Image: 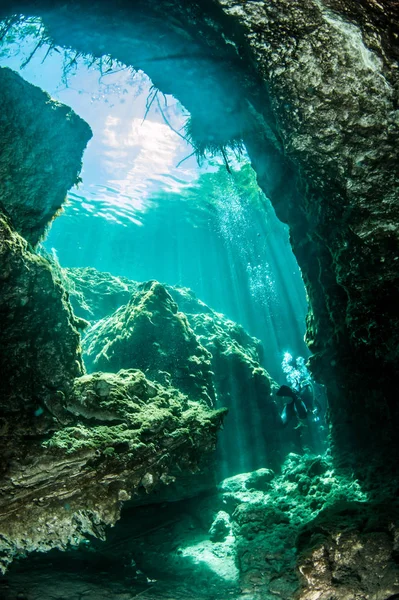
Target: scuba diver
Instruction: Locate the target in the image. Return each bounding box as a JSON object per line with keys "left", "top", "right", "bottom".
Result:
{"left": 277, "top": 384, "right": 308, "bottom": 427}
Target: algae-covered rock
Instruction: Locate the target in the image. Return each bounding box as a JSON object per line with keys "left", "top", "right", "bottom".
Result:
{"left": 0, "top": 67, "right": 92, "bottom": 245}
{"left": 0, "top": 214, "right": 84, "bottom": 431}
{"left": 66, "top": 267, "right": 286, "bottom": 473}
{"left": 2, "top": 448, "right": 393, "bottom": 599}
{"left": 83, "top": 280, "right": 216, "bottom": 406}
{"left": 0, "top": 368, "right": 226, "bottom": 573}
{"left": 218, "top": 0, "right": 399, "bottom": 470}
{"left": 216, "top": 452, "right": 368, "bottom": 598}
{"left": 209, "top": 510, "right": 232, "bottom": 542}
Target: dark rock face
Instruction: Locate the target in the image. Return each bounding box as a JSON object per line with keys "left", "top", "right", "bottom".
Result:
{"left": 0, "top": 213, "right": 84, "bottom": 431}
{"left": 296, "top": 502, "right": 399, "bottom": 599}
{"left": 217, "top": 0, "right": 399, "bottom": 469}
{"left": 0, "top": 67, "right": 92, "bottom": 245}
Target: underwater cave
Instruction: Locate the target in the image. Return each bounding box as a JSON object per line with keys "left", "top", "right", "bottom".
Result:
{"left": 0, "top": 1, "right": 398, "bottom": 599}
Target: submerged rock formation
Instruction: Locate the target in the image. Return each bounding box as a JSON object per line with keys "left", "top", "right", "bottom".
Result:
{"left": 64, "top": 266, "right": 137, "bottom": 322}
{"left": 0, "top": 367, "right": 225, "bottom": 573}
{"left": 219, "top": 0, "right": 399, "bottom": 475}
{"left": 66, "top": 267, "right": 294, "bottom": 474}
{"left": 168, "top": 286, "right": 290, "bottom": 472}
{"left": 0, "top": 67, "right": 92, "bottom": 245}
{"left": 0, "top": 1, "right": 398, "bottom": 596}
{"left": 4, "top": 0, "right": 397, "bottom": 476}
{"left": 0, "top": 249, "right": 226, "bottom": 574}
{"left": 296, "top": 500, "right": 399, "bottom": 599}
{"left": 2, "top": 452, "right": 382, "bottom": 600}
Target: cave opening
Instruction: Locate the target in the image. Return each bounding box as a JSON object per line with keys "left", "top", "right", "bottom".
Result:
{"left": 0, "top": 15, "right": 329, "bottom": 478}
{"left": 1, "top": 2, "right": 399, "bottom": 599}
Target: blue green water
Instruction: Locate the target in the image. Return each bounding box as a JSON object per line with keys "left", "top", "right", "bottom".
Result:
{"left": 0, "top": 25, "right": 332, "bottom": 600}
{"left": 1, "top": 34, "right": 309, "bottom": 383}
{"left": 0, "top": 32, "right": 327, "bottom": 482}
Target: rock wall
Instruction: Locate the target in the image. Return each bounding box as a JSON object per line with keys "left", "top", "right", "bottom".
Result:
{"left": 0, "top": 69, "right": 90, "bottom": 436}
{"left": 0, "top": 200, "right": 84, "bottom": 435}
{"left": 0, "top": 67, "right": 92, "bottom": 245}
{"left": 217, "top": 0, "right": 399, "bottom": 473}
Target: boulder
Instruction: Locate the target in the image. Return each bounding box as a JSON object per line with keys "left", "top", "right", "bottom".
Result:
{"left": 0, "top": 368, "right": 226, "bottom": 573}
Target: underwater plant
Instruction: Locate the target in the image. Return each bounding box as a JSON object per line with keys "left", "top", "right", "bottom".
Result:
{"left": 183, "top": 115, "right": 244, "bottom": 172}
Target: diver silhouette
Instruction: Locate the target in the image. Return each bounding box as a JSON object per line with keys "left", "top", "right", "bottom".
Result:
{"left": 276, "top": 384, "right": 308, "bottom": 427}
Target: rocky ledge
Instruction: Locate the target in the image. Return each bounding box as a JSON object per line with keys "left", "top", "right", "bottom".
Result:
{"left": 0, "top": 367, "right": 226, "bottom": 574}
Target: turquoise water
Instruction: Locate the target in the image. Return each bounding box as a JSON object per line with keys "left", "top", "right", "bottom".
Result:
{"left": 0, "top": 22, "right": 331, "bottom": 600}
{"left": 1, "top": 35, "right": 308, "bottom": 381}
{"left": 1, "top": 32, "right": 325, "bottom": 474}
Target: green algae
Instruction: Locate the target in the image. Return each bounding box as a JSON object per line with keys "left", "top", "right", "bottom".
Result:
{"left": 44, "top": 369, "right": 227, "bottom": 455}
{"left": 83, "top": 281, "right": 216, "bottom": 406}
{"left": 208, "top": 452, "right": 368, "bottom": 597}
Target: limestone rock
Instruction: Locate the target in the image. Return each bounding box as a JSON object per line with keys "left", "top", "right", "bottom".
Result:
{"left": 296, "top": 501, "right": 399, "bottom": 599}
{"left": 2, "top": 0, "right": 399, "bottom": 477}
{"left": 0, "top": 67, "right": 92, "bottom": 245}
{"left": 245, "top": 468, "right": 275, "bottom": 492}
{"left": 64, "top": 266, "right": 137, "bottom": 322}
{"left": 217, "top": 0, "right": 399, "bottom": 468}
{"left": 217, "top": 453, "right": 368, "bottom": 597}
{"left": 0, "top": 368, "right": 226, "bottom": 573}
{"left": 209, "top": 510, "right": 231, "bottom": 542}
{"left": 174, "top": 292, "right": 283, "bottom": 473}
{"left": 66, "top": 268, "right": 286, "bottom": 473}
{"left": 3, "top": 451, "right": 395, "bottom": 599}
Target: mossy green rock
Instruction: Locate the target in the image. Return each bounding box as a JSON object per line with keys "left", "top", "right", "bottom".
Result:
{"left": 64, "top": 266, "right": 137, "bottom": 321}
{"left": 0, "top": 214, "right": 84, "bottom": 433}
{"left": 0, "top": 368, "right": 226, "bottom": 573}
{"left": 66, "top": 267, "right": 286, "bottom": 473}
{"left": 83, "top": 280, "right": 216, "bottom": 406}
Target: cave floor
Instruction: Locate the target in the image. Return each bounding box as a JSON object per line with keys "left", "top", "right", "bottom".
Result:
{"left": 0, "top": 567, "right": 244, "bottom": 600}
{"left": 0, "top": 580, "right": 245, "bottom": 600}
